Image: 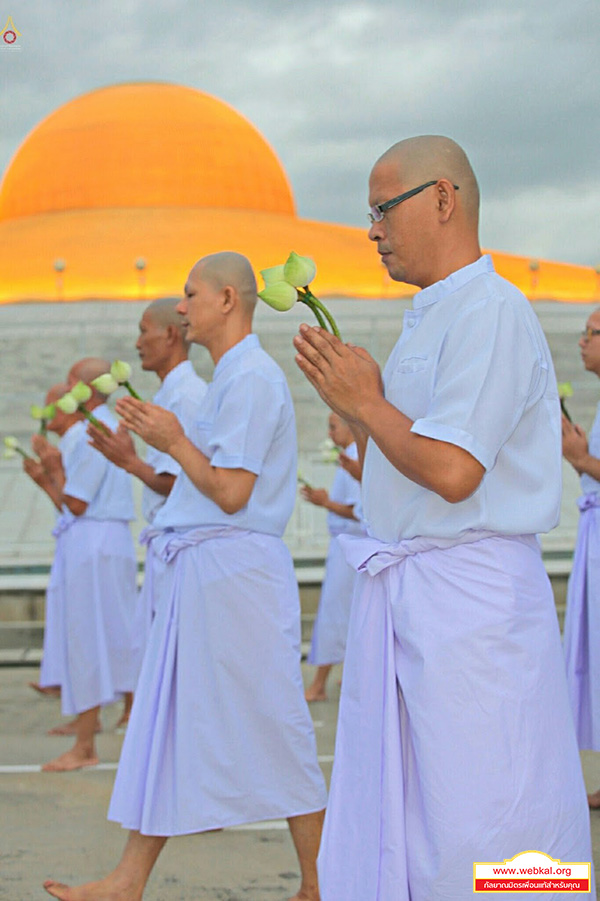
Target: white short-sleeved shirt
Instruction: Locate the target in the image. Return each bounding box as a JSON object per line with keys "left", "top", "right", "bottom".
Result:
{"left": 362, "top": 255, "right": 562, "bottom": 542}
{"left": 143, "top": 360, "right": 208, "bottom": 523}
{"left": 60, "top": 404, "right": 135, "bottom": 521}
{"left": 152, "top": 334, "right": 297, "bottom": 537}
{"left": 327, "top": 443, "right": 365, "bottom": 538}
{"left": 580, "top": 403, "right": 600, "bottom": 496}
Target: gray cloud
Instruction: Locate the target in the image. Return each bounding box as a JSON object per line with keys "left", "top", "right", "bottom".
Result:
{"left": 1, "top": 0, "right": 599, "bottom": 264}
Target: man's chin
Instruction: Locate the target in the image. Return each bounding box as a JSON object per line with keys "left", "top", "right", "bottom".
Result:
{"left": 382, "top": 260, "right": 405, "bottom": 283}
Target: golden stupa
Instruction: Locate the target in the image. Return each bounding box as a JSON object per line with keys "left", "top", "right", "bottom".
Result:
{"left": 0, "top": 82, "right": 597, "bottom": 303}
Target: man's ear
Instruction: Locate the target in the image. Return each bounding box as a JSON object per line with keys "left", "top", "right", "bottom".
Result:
{"left": 222, "top": 285, "right": 236, "bottom": 314}
{"left": 165, "top": 323, "right": 179, "bottom": 344}
{"left": 436, "top": 179, "right": 457, "bottom": 223}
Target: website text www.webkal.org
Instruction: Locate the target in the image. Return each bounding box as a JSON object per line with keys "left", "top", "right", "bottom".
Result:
{"left": 474, "top": 854, "right": 591, "bottom": 893}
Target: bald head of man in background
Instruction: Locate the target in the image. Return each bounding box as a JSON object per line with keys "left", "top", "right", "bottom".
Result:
{"left": 367, "top": 135, "right": 481, "bottom": 290}
{"left": 136, "top": 298, "right": 191, "bottom": 380}
{"left": 66, "top": 357, "right": 113, "bottom": 408}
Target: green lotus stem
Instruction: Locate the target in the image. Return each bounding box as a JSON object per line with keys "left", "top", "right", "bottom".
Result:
{"left": 300, "top": 289, "right": 341, "bottom": 339}
{"left": 15, "top": 446, "right": 32, "bottom": 460}
{"left": 79, "top": 406, "right": 110, "bottom": 435}
{"left": 298, "top": 295, "right": 327, "bottom": 330}
{"left": 123, "top": 381, "right": 143, "bottom": 401}
{"left": 40, "top": 421, "right": 47, "bottom": 437}
{"left": 560, "top": 397, "right": 572, "bottom": 423}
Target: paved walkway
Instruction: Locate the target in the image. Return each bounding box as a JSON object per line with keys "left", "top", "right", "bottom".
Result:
{"left": 1, "top": 664, "right": 599, "bottom": 899}
{"left": 0, "top": 664, "right": 338, "bottom": 901}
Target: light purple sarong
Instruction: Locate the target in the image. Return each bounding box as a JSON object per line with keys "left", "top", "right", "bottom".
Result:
{"left": 53, "top": 517, "right": 137, "bottom": 716}
{"left": 109, "top": 526, "right": 327, "bottom": 836}
{"left": 564, "top": 492, "right": 600, "bottom": 750}
{"left": 129, "top": 527, "right": 172, "bottom": 686}
{"left": 38, "top": 520, "right": 68, "bottom": 688}
{"left": 318, "top": 531, "right": 593, "bottom": 901}
{"left": 308, "top": 536, "right": 358, "bottom": 666}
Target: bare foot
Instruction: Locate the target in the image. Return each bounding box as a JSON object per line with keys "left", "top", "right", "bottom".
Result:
{"left": 304, "top": 687, "right": 327, "bottom": 703}
{"left": 43, "top": 876, "right": 139, "bottom": 899}
{"left": 42, "top": 749, "right": 99, "bottom": 772}
{"left": 29, "top": 682, "right": 61, "bottom": 697}
{"left": 588, "top": 789, "right": 600, "bottom": 809}
{"left": 48, "top": 719, "right": 101, "bottom": 736}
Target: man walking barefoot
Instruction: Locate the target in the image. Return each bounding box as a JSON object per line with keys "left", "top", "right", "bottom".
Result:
{"left": 44, "top": 252, "right": 326, "bottom": 900}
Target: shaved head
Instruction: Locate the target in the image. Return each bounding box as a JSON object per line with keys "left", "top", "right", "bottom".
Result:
{"left": 46, "top": 383, "right": 69, "bottom": 404}
{"left": 144, "top": 298, "right": 186, "bottom": 336}
{"left": 179, "top": 251, "right": 258, "bottom": 362}
{"left": 67, "top": 357, "right": 112, "bottom": 402}
{"left": 368, "top": 135, "right": 482, "bottom": 288}
{"left": 68, "top": 357, "right": 111, "bottom": 387}
{"left": 192, "top": 251, "right": 258, "bottom": 315}
{"left": 376, "top": 135, "right": 480, "bottom": 226}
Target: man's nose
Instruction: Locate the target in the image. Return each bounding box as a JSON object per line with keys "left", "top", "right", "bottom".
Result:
{"left": 368, "top": 219, "right": 384, "bottom": 242}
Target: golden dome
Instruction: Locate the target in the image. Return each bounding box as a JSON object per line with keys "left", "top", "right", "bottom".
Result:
{"left": 0, "top": 82, "right": 295, "bottom": 221}
{"left": 0, "top": 82, "right": 597, "bottom": 304}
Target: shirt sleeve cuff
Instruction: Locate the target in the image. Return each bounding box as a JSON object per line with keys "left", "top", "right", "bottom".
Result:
{"left": 410, "top": 418, "right": 494, "bottom": 471}
{"left": 152, "top": 457, "right": 180, "bottom": 477}
{"left": 209, "top": 451, "right": 262, "bottom": 475}
{"left": 62, "top": 479, "right": 93, "bottom": 503}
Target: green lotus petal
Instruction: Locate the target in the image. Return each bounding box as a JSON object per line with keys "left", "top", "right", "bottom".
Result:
{"left": 92, "top": 373, "right": 120, "bottom": 395}
{"left": 70, "top": 381, "right": 92, "bottom": 403}
{"left": 260, "top": 264, "right": 286, "bottom": 286}
{"left": 557, "top": 381, "right": 573, "bottom": 398}
{"left": 56, "top": 393, "right": 79, "bottom": 414}
{"left": 258, "top": 281, "right": 298, "bottom": 312}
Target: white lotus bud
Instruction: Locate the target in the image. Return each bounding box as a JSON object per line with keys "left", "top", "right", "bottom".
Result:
{"left": 4, "top": 436, "right": 19, "bottom": 449}
{"left": 110, "top": 360, "right": 132, "bottom": 383}
{"left": 91, "top": 373, "right": 120, "bottom": 395}
{"left": 258, "top": 281, "right": 298, "bottom": 312}
{"left": 56, "top": 393, "right": 79, "bottom": 414}
{"left": 283, "top": 252, "right": 317, "bottom": 288}
{"left": 319, "top": 437, "right": 340, "bottom": 463}
{"left": 70, "top": 381, "right": 92, "bottom": 403}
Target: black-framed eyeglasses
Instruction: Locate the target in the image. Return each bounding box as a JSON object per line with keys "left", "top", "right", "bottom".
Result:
{"left": 581, "top": 327, "right": 600, "bottom": 340}
{"left": 368, "top": 180, "right": 460, "bottom": 224}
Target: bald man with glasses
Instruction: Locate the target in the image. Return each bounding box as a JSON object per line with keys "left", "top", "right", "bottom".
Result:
{"left": 295, "top": 135, "right": 593, "bottom": 900}
{"left": 563, "top": 308, "right": 600, "bottom": 808}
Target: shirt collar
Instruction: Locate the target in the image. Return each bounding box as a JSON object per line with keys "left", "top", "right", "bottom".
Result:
{"left": 413, "top": 254, "right": 494, "bottom": 310}
{"left": 213, "top": 333, "right": 260, "bottom": 379}
{"left": 157, "top": 360, "right": 193, "bottom": 397}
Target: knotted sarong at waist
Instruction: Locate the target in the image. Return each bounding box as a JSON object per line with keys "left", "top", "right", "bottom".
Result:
{"left": 577, "top": 491, "right": 600, "bottom": 513}
{"left": 338, "top": 528, "right": 504, "bottom": 576}
{"left": 140, "top": 524, "right": 249, "bottom": 564}
{"left": 51, "top": 512, "right": 76, "bottom": 539}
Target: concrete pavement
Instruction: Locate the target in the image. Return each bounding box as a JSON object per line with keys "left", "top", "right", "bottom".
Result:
{"left": 1, "top": 664, "right": 600, "bottom": 899}
{"left": 0, "top": 664, "right": 338, "bottom": 901}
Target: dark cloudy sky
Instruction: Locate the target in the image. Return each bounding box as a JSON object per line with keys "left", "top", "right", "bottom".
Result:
{"left": 1, "top": 0, "right": 599, "bottom": 265}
